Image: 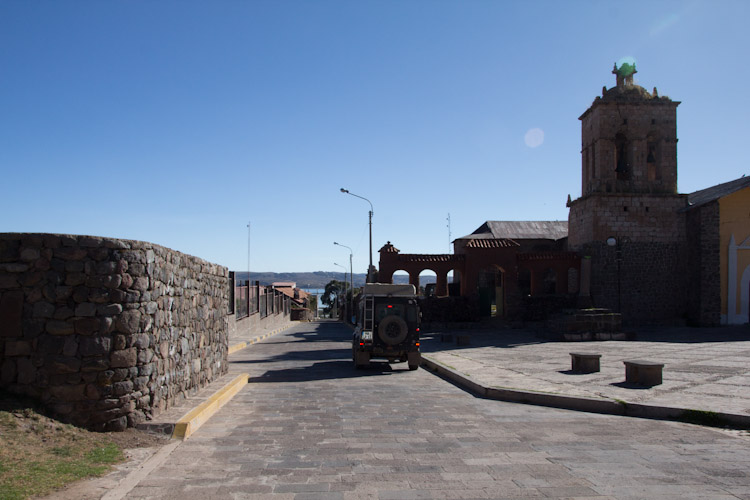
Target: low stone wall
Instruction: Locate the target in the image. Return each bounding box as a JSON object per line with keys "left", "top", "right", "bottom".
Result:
{"left": 290, "top": 309, "right": 313, "bottom": 321}
{"left": 546, "top": 308, "right": 623, "bottom": 341}
{"left": 229, "top": 308, "right": 292, "bottom": 340}
{"left": 0, "top": 233, "right": 229, "bottom": 431}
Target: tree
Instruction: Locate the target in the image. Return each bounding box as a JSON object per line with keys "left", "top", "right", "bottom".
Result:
{"left": 320, "top": 280, "right": 347, "bottom": 316}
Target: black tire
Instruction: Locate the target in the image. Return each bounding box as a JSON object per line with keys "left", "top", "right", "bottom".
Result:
{"left": 408, "top": 363, "right": 419, "bottom": 371}
{"left": 378, "top": 316, "right": 408, "bottom": 345}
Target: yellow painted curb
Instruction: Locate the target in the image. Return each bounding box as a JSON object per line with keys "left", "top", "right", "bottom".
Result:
{"left": 228, "top": 342, "right": 247, "bottom": 355}
{"left": 171, "top": 373, "right": 249, "bottom": 440}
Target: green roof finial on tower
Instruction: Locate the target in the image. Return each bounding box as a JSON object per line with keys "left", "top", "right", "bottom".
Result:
{"left": 613, "top": 57, "right": 637, "bottom": 87}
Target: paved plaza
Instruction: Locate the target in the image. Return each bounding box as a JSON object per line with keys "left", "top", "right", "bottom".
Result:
{"left": 419, "top": 324, "right": 750, "bottom": 424}
{"left": 64, "top": 320, "right": 750, "bottom": 499}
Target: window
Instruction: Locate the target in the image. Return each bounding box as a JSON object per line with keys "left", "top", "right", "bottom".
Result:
{"left": 615, "top": 133, "right": 631, "bottom": 181}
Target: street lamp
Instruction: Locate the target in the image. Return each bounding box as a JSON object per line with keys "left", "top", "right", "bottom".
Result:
{"left": 606, "top": 236, "right": 630, "bottom": 314}
{"left": 334, "top": 242, "right": 354, "bottom": 323}
{"left": 340, "top": 188, "right": 374, "bottom": 282}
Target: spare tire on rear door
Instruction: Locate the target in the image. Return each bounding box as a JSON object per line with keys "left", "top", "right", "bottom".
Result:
{"left": 378, "top": 315, "right": 408, "bottom": 345}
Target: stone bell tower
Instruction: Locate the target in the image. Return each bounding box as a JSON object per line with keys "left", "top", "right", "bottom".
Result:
{"left": 568, "top": 62, "right": 689, "bottom": 323}
{"left": 579, "top": 62, "right": 679, "bottom": 198}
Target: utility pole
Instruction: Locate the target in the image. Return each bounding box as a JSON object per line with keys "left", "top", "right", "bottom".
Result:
{"left": 446, "top": 213, "right": 452, "bottom": 253}
{"left": 247, "top": 221, "right": 250, "bottom": 288}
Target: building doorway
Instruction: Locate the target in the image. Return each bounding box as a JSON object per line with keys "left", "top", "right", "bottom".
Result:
{"left": 478, "top": 268, "right": 504, "bottom": 317}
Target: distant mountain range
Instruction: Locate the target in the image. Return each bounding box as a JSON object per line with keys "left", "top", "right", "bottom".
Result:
{"left": 233, "top": 271, "right": 417, "bottom": 288}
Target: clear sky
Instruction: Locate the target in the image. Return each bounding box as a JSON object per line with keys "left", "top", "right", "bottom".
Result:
{"left": 2, "top": 0, "right": 748, "bottom": 275}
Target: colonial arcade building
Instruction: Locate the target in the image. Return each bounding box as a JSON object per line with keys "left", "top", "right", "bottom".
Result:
{"left": 377, "top": 63, "right": 750, "bottom": 326}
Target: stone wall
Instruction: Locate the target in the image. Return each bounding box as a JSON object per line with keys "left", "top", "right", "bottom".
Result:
{"left": 0, "top": 233, "right": 229, "bottom": 431}
{"left": 686, "top": 202, "right": 721, "bottom": 326}
{"left": 568, "top": 193, "right": 687, "bottom": 248}
{"left": 568, "top": 192, "right": 690, "bottom": 324}
{"left": 580, "top": 241, "right": 688, "bottom": 325}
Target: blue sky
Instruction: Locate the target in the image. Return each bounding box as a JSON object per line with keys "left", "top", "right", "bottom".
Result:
{"left": 2, "top": 0, "right": 748, "bottom": 274}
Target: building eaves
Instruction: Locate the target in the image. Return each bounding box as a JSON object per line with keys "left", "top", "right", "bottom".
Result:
{"left": 397, "top": 254, "right": 464, "bottom": 263}
{"left": 683, "top": 176, "right": 750, "bottom": 211}
{"left": 465, "top": 239, "right": 520, "bottom": 249}
{"left": 517, "top": 251, "right": 580, "bottom": 261}
{"left": 458, "top": 221, "right": 568, "bottom": 241}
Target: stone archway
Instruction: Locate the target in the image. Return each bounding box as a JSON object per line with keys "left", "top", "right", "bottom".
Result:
{"left": 418, "top": 269, "right": 438, "bottom": 297}
{"left": 377, "top": 242, "right": 464, "bottom": 297}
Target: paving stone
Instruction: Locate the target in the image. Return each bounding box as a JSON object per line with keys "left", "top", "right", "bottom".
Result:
{"left": 89, "top": 321, "right": 750, "bottom": 499}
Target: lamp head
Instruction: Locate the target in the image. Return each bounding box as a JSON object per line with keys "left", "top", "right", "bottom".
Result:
{"left": 340, "top": 188, "right": 348, "bottom": 193}
{"left": 606, "top": 237, "right": 617, "bottom": 247}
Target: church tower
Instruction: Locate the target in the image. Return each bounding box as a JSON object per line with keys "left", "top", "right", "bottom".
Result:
{"left": 579, "top": 62, "right": 679, "bottom": 197}
{"left": 568, "top": 62, "right": 689, "bottom": 322}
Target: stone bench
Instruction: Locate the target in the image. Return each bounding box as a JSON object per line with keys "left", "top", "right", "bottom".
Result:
{"left": 624, "top": 360, "right": 664, "bottom": 386}
{"left": 570, "top": 352, "right": 601, "bottom": 373}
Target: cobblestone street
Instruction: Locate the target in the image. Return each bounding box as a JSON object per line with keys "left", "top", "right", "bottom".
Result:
{"left": 120, "top": 321, "right": 749, "bottom": 499}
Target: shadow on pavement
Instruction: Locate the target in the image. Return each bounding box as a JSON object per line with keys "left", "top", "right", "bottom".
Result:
{"left": 247, "top": 360, "right": 410, "bottom": 383}
{"left": 610, "top": 381, "right": 653, "bottom": 390}
{"left": 239, "top": 320, "right": 414, "bottom": 383}
{"left": 232, "top": 347, "right": 352, "bottom": 364}
{"left": 420, "top": 324, "right": 750, "bottom": 349}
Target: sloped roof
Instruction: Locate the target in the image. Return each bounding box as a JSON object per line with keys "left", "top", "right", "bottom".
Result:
{"left": 379, "top": 241, "right": 400, "bottom": 253}
{"left": 397, "top": 254, "right": 460, "bottom": 262}
{"left": 685, "top": 176, "right": 750, "bottom": 211}
{"left": 459, "top": 221, "right": 568, "bottom": 241}
{"left": 465, "top": 239, "right": 520, "bottom": 249}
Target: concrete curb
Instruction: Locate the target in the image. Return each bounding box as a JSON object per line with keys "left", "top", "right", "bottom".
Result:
{"left": 421, "top": 355, "right": 750, "bottom": 429}
{"left": 101, "top": 441, "right": 181, "bottom": 500}
{"left": 171, "top": 373, "right": 249, "bottom": 440}
{"left": 228, "top": 324, "right": 292, "bottom": 355}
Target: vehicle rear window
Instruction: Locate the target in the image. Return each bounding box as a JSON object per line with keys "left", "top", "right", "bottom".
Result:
{"left": 376, "top": 303, "right": 417, "bottom": 322}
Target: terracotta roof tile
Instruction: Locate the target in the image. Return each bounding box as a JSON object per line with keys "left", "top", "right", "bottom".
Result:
{"left": 465, "top": 238, "right": 520, "bottom": 249}
{"left": 517, "top": 252, "right": 580, "bottom": 261}
{"left": 397, "top": 254, "right": 463, "bottom": 263}
{"left": 379, "top": 241, "right": 400, "bottom": 253}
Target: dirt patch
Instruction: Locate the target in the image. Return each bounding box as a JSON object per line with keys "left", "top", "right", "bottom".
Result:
{"left": 0, "top": 391, "right": 170, "bottom": 499}
{"left": 98, "top": 427, "right": 170, "bottom": 450}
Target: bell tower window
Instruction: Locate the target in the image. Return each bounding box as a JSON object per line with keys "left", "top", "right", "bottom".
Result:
{"left": 615, "top": 133, "right": 631, "bottom": 181}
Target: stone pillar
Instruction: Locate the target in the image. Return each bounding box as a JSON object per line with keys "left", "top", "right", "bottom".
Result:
{"left": 436, "top": 272, "right": 448, "bottom": 297}
{"left": 409, "top": 272, "right": 419, "bottom": 289}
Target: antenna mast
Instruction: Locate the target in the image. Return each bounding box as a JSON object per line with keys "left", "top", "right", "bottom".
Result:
{"left": 446, "top": 213, "right": 452, "bottom": 252}
{"left": 247, "top": 221, "right": 251, "bottom": 285}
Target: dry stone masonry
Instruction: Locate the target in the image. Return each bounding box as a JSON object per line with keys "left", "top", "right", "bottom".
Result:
{"left": 0, "top": 233, "right": 229, "bottom": 431}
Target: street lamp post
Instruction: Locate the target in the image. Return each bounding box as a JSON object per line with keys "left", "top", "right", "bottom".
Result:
{"left": 340, "top": 188, "right": 374, "bottom": 282}
{"left": 334, "top": 242, "right": 354, "bottom": 323}
{"left": 606, "top": 236, "right": 630, "bottom": 314}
